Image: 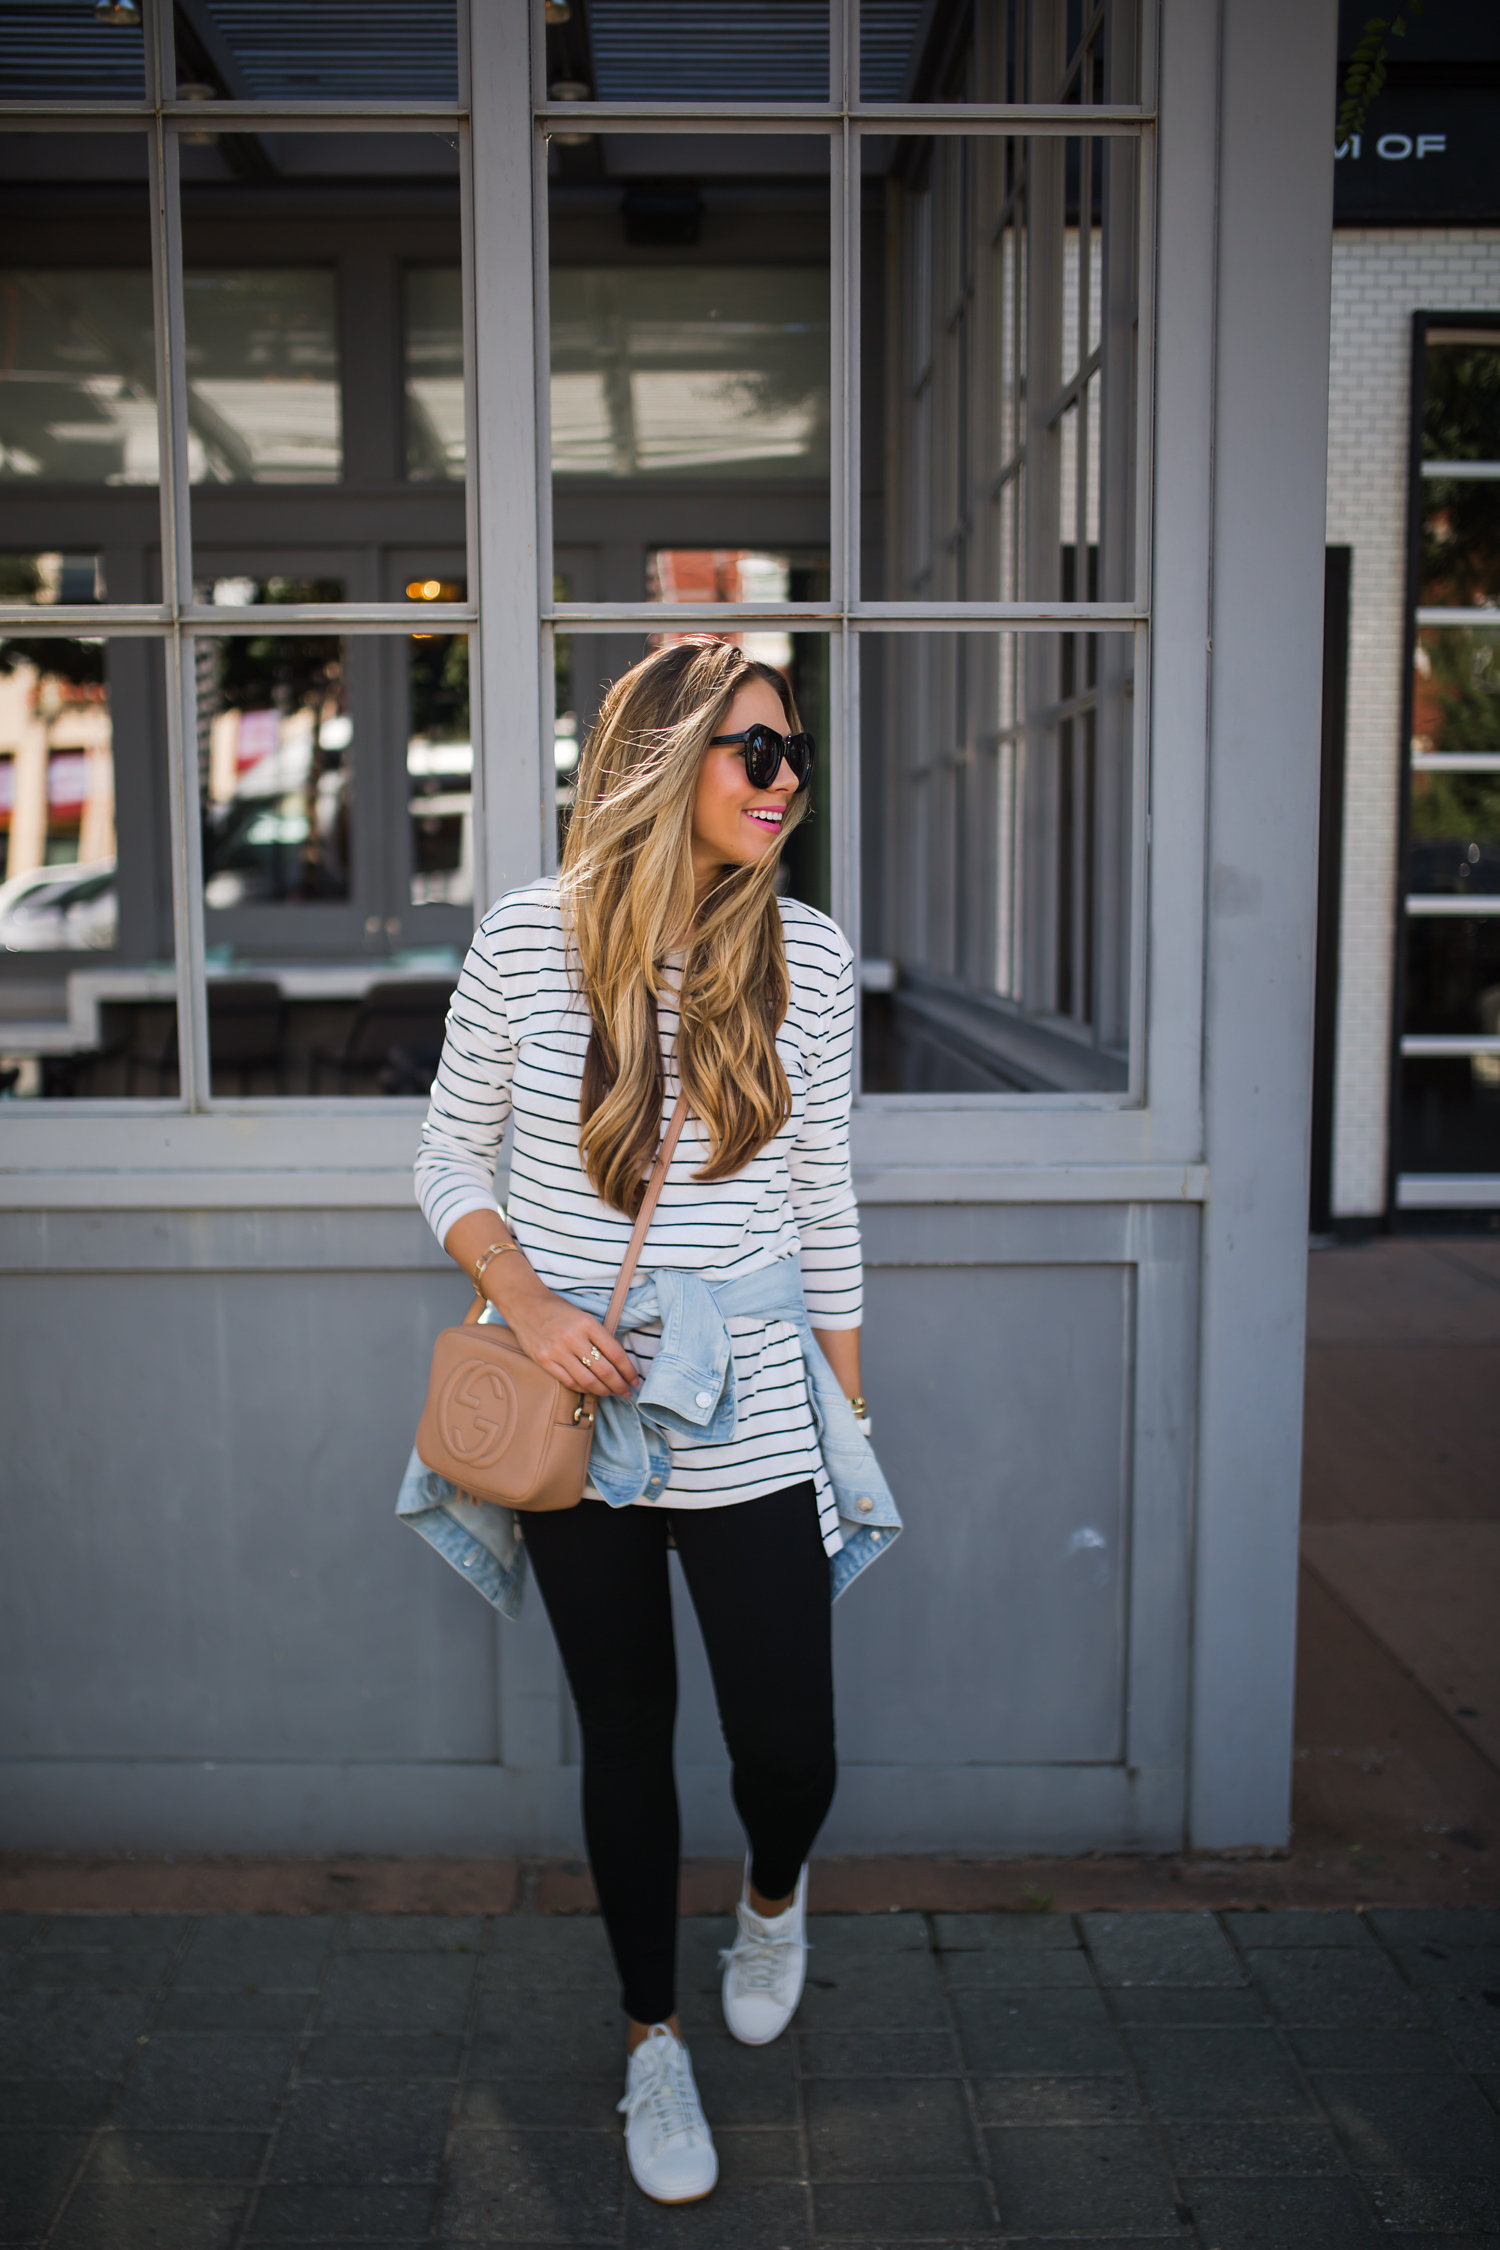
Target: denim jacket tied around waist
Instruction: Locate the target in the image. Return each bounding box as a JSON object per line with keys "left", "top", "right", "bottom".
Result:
{"left": 395, "top": 1253, "right": 902, "bottom": 1619}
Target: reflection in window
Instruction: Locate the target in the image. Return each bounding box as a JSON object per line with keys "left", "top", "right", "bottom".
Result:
{"left": 408, "top": 614, "right": 471, "bottom": 908}
{"left": 199, "top": 613, "right": 350, "bottom": 910}
{"left": 184, "top": 272, "right": 341, "bottom": 483}
{"left": 646, "top": 549, "right": 829, "bottom": 675}
{"left": 0, "top": 637, "right": 116, "bottom": 942}
{"left": 405, "top": 267, "right": 464, "bottom": 481}
{"left": 0, "top": 268, "right": 342, "bottom": 484}
{"left": 861, "top": 631, "right": 1132, "bottom": 1094}
{"left": 0, "top": 271, "right": 158, "bottom": 484}
{"left": 551, "top": 269, "right": 829, "bottom": 480}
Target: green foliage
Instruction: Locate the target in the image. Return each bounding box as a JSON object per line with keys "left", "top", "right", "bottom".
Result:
{"left": 0, "top": 636, "right": 104, "bottom": 687}
{"left": 1337, "top": 0, "right": 1428, "bottom": 144}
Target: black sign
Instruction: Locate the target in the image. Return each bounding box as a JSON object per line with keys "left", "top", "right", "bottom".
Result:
{"left": 1334, "top": 91, "right": 1500, "bottom": 224}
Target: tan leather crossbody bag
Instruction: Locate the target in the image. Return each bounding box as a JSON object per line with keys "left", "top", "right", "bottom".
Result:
{"left": 415, "top": 1093, "right": 690, "bottom": 1513}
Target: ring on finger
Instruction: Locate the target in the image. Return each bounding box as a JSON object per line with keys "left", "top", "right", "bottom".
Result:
{"left": 583, "top": 1343, "right": 603, "bottom": 1366}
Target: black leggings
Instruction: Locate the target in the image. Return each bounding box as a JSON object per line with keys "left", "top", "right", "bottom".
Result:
{"left": 521, "top": 1480, "right": 836, "bottom": 2025}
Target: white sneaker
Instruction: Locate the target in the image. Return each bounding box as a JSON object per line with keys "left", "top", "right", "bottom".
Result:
{"left": 617, "top": 2025, "right": 718, "bottom": 2205}
{"left": 720, "top": 1861, "right": 809, "bottom": 2046}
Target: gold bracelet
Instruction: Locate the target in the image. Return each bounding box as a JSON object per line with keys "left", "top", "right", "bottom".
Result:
{"left": 848, "top": 1394, "right": 867, "bottom": 1417}
{"left": 471, "top": 1239, "right": 520, "bottom": 1293}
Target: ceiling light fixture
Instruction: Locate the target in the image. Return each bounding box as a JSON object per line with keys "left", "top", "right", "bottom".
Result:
{"left": 175, "top": 80, "right": 220, "bottom": 144}
{"left": 93, "top": 0, "right": 142, "bottom": 23}
{"left": 544, "top": 1, "right": 572, "bottom": 22}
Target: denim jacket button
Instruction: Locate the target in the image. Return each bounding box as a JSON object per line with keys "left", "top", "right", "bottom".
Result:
{"left": 694, "top": 1390, "right": 712, "bottom": 1408}
{"left": 856, "top": 1495, "right": 873, "bottom": 1513}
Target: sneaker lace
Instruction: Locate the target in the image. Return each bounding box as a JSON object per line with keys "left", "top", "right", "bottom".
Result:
{"left": 617, "top": 2034, "right": 700, "bottom": 2144}
{"left": 719, "top": 1921, "right": 797, "bottom": 1995}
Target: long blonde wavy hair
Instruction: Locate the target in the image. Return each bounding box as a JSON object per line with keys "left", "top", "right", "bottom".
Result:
{"left": 560, "top": 637, "right": 809, "bottom": 1217}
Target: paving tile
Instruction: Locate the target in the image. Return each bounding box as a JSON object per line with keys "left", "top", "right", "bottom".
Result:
{"left": 972, "top": 2075, "right": 1144, "bottom": 2126}
{"left": 941, "top": 1947, "right": 1094, "bottom": 1990}
{"left": 984, "top": 2124, "right": 1185, "bottom": 2234}
{"left": 793, "top": 1951, "right": 949, "bottom": 2031}
{"left": 797, "top": 2030, "right": 962, "bottom": 2076}
{"left": 8, "top": 1948, "right": 175, "bottom": 1994}
{"left": 1382, "top": 2236, "right": 1500, "bottom": 2249}
{"left": 300, "top": 2032, "right": 463, "bottom": 2080}
{"left": 37, "top": 1917, "right": 188, "bottom": 1952}
{"left": 0, "top": 2133, "right": 87, "bottom": 2241}
{"left": 1394, "top": 1945, "right": 1500, "bottom": 1991}
{"left": 951, "top": 1988, "right": 1127, "bottom": 2076}
{"left": 341, "top": 1915, "right": 487, "bottom": 1954}
{"left": 83, "top": 2131, "right": 266, "bottom": 2182}
{"left": 1316, "top": 2073, "right": 1500, "bottom": 2178}
{"left": 50, "top": 2182, "right": 249, "bottom": 2250}
{"left": 812, "top": 2178, "right": 997, "bottom": 2234}
{"left": 246, "top": 2183, "right": 438, "bottom": 2240}
{"left": 712, "top": 2127, "right": 804, "bottom": 2182}
{"left": 1109, "top": 1986, "right": 1268, "bottom": 2026}
{"left": 114, "top": 2034, "right": 300, "bottom": 2132}
{"left": 1288, "top": 2028, "right": 1460, "bottom": 2073}
{"left": 1166, "top": 2119, "right": 1344, "bottom": 2175}
{"left": 1082, "top": 1911, "right": 1244, "bottom": 1988}
{"left": 266, "top": 2079, "right": 454, "bottom": 2183}
{"left": 1184, "top": 2176, "right": 1381, "bottom": 2248}
{"left": 458, "top": 2076, "right": 621, "bottom": 2130}
{"left": 1122, "top": 2028, "right": 1314, "bottom": 2120}
{"left": 154, "top": 1988, "right": 310, "bottom": 2035}
{"left": 0, "top": 1991, "right": 151, "bottom": 2078}
{"left": 0, "top": 2080, "right": 115, "bottom": 2131}
{"left": 1367, "top": 1912, "right": 1500, "bottom": 1950}
{"left": 1224, "top": 1910, "right": 1377, "bottom": 1950}
{"left": 933, "top": 1912, "right": 1080, "bottom": 1953}
{"left": 0, "top": 1918, "right": 43, "bottom": 1951}
{"left": 626, "top": 2179, "right": 811, "bottom": 2247}
{"left": 176, "top": 1918, "right": 335, "bottom": 1990}
{"left": 801, "top": 1913, "right": 934, "bottom": 1956}
{"left": 483, "top": 1918, "right": 617, "bottom": 1989}
{"left": 1005, "top": 2241, "right": 1185, "bottom": 2249}
{"left": 440, "top": 2127, "right": 623, "bottom": 2239}
{"left": 687, "top": 2032, "right": 799, "bottom": 2126}
{"left": 1366, "top": 2178, "right": 1500, "bottom": 2230}
{"left": 315, "top": 1951, "right": 477, "bottom": 2036}
{"left": 805, "top": 2076, "right": 977, "bottom": 2176}
{"left": 470, "top": 1988, "right": 623, "bottom": 2077}
{"left": 1414, "top": 1988, "right": 1500, "bottom": 2072}
{"left": 1248, "top": 1947, "right": 1429, "bottom": 2027}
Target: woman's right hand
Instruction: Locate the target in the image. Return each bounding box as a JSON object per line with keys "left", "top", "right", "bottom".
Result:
{"left": 495, "top": 1275, "right": 640, "bottom": 1400}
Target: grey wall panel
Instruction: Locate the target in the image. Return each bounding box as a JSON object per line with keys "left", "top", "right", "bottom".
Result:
{"left": 837, "top": 1262, "right": 1131, "bottom": 1766}
{"left": 0, "top": 1270, "right": 498, "bottom": 1763}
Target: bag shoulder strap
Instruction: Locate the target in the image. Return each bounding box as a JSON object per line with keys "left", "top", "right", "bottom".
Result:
{"left": 603, "top": 1089, "right": 690, "bottom": 1337}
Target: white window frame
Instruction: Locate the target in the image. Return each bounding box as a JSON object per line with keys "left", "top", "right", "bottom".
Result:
{"left": 0, "top": 0, "right": 1219, "bottom": 1209}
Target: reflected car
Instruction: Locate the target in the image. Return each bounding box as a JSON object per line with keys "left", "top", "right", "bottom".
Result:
{"left": 0, "top": 859, "right": 118, "bottom": 950}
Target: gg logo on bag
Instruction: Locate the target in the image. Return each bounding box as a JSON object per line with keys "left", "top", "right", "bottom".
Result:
{"left": 437, "top": 1357, "right": 519, "bottom": 1466}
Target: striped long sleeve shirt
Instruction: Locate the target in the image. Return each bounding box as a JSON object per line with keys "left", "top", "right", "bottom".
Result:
{"left": 414, "top": 880, "right": 863, "bottom": 1545}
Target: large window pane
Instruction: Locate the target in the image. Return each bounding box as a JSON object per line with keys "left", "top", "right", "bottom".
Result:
{"left": 865, "top": 133, "right": 1139, "bottom": 603}
{"left": 176, "top": 0, "right": 457, "bottom": 101}
{"left": 860, "top": 629, "right": 1134, "bottom": 1093}
{"left": 1423, "top": 331, "right": 1500, "bottom": 462}
{"left": 408, "top": 626, "right": 471, "bottom": 909}
{"left": 549, "top": 134, "right": 829, "bottom": 565}
{"left": 1413, "top": 627, "right": 1500, "bottom": 760}
{"left": 0, "top": 635, "right": 176, "bottom": 1099}
{"left": 861, "top": 0, "right": 1139, "bottom": 102}
{"left": 0, "top": 0, "right": 145, "bottom": 102}
{"left": 547, "top": 0, "right": 829, "bottom": 102}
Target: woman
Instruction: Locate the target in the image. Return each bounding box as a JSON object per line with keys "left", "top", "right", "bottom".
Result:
{"left": 402, "top": 637, "right": 900, "bottom": 2206}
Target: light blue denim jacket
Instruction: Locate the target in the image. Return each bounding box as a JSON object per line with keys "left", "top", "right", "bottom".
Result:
{"left": 396, "top": 1252, "right": 901, "bottom": 1619}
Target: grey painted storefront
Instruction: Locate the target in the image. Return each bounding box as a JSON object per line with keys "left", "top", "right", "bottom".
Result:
{"left": 0, "top": 0, "right": 1338, "bottom": 1857}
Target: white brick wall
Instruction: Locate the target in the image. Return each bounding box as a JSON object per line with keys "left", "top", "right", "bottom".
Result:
{"left": 1325, "top": 229, "right": 1500, "bottom": 1216}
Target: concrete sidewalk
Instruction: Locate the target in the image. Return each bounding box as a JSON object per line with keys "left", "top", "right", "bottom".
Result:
{"left": 4, "top": 1904, "right": 1500, "bottom": 2247}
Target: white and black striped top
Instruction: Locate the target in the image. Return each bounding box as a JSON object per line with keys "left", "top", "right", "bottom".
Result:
{"left": 415, "top": 880, "right": 862, "bottom": 1547}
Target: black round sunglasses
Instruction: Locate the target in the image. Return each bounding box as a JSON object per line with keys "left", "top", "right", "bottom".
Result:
{"left": 709, "top": 722, "right": 815, "bottom": 793}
